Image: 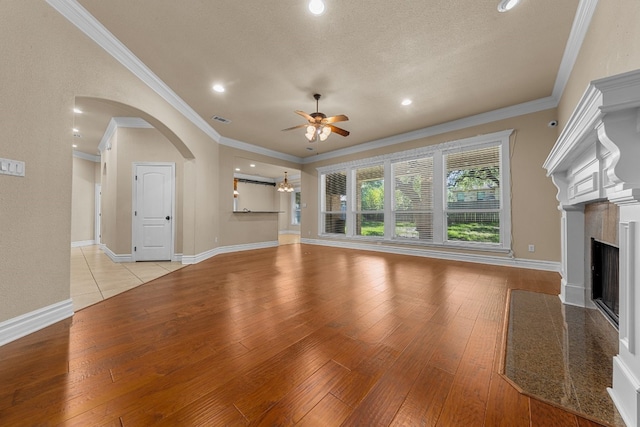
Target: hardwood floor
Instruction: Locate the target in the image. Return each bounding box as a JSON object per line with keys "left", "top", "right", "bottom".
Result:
{"left": 0, "top": 244, "right": 607, "bottom": 426}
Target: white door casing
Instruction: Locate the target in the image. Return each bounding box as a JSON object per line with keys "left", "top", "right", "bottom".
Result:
{"left": 95, "top": 184, "right": 101, "bottom": 244}
{"left": 132, "top": 163, "right": 174, "bottom": 261}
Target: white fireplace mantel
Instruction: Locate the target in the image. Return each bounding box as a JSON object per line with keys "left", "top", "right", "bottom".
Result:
{"left": 544, "top": 69, "right": 640, "bottom": 427}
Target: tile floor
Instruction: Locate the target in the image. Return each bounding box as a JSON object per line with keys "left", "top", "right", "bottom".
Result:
{"left": 504, "top": 290, "right": 624, "bottom": 427}
{"left": 70, "top": 245, "right": 184, "bottom": 311}
{"left": 71, "top": 235, "right": 301, "bottom": 311}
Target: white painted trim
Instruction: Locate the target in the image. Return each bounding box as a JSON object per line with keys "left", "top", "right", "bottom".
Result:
{"left": 98, "top": 117, "right": 153, "bottom": 152}
{"left": 279, "top": 230, "right": 301, "bottom": 235}
{"left": 300, "top": 238, "right": 560, "bottom": 272}
{"left": 181, "top": 241, "right": 279, "bottom": 265}
{"left": 220, "top": 136, "right": 301, "bottom": 164}
{"left": 172, "top": 253, "right": 183, "bottom": 262}
{"left": 114, "top": 117, "right": 153, "bottom": 128}
{"left": 552, "top": 0, "right": 600, "bottom": 101}
{"left": 102, "top": 245, "right": 133, "bottom": 263}
{"left": 0, "top": 299, "right": 74, "bottom": 347}
{"left": 45, "top": 0, "right": 221, "bottom": 144}
{"left": 72, "top": 150, "right": 100, "bottom": 162}
{"left": 49, "top": 0, "right": 595, "bottom": 166}
{"left": 304, "top": 100, "right": 554, "bottom": 164}
{"left": 95, "top": 183, "right": 101, "bottom": 245}
{"left": 98, "top": 117, "right": 118, "bottom": 152}
{"left": 609, "top": 356, "right": 639, "bottom": 427}
{"left": 71, "top": 240, "right": 96, "bottom": 248}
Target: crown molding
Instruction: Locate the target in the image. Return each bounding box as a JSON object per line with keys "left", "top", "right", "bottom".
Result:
{"left": 97, "top": 117, "right": 153, "bottom": 153}
{"left": 552, "top": 0, "right": 600, "bottom": 101}
{"left": 72, "top": 150, "right": 100, "bottom": 162}
{"left": 49, "top": 0, "right": 595, "bottom": 166}
{"left": 303, "top": 98, "right": 553, "bottom": 164}
{"left": 113, "top": 117, "right": 153, "bottom": 129}
{"left": 46, "top": 0, "right": 221, "bottom": 143}
{"left": 97, "top": 117, "right": 117, "bottom": 153}
{"left": 219, "top": 136, "right": 303, "bottom": 163}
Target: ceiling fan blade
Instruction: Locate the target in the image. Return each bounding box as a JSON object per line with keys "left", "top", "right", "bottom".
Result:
{"left": 295, "top": 110, "right": 314, "bottom": 122}
{"left": 282, "top": 124, "right": 309, "bottom": 131}
{"left": 328, "top": 125, "right": 350, "bottom": 137}
{"left": 322, "top": 114, "right": 349, "bottom": 125}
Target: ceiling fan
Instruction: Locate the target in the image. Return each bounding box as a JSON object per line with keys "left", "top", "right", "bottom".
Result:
{"left": 282, "top": 94, "right": 349, "bottom": 142}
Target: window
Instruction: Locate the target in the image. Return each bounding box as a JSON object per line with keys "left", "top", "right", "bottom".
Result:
{"left": 292, "top": 191, "right": 301, "bottom": 225}
{"left": 318, "top": 130, "right": 511, "bottom": 251}
{"left": 321, "top": 171, "right": 347, "bottom": 234}
{"left": 445, "top": 145, "right": 501, "bottom": 244}
{"left": 392, "top": 157, "right": 433, "bottom": 241}
{"left": 354, "top": 165, "right": 384, "bottom": 237}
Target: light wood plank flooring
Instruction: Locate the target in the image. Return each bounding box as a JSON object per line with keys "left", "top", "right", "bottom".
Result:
{"left": 1, "top": 245, "right": 607, "bottom": 426}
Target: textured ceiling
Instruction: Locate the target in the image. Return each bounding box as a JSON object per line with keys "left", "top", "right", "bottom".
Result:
{"left": 71, "top": 0, "right": 579, "bottom": 166}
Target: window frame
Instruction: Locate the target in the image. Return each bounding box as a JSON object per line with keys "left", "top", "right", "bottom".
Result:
{"left": 291, "top": 190, "right": 301, "bottom": 226}
{"left": 317, "top": 130, "right": 512, "bottom": 252}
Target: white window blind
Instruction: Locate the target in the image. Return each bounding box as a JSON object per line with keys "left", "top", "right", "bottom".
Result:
{"left": 317, "top": 130, "right": 511, "bottom": 251}
{"left": 392, "top": 157, "right": 433, "bottom": 241}
{"left": 445, "top": 145, "right": 501, "bottom": 244}
{"left": 354, "top": 165, "right": 384, "bottom": 237}
{"left": 322, "top": 171, "right": 347, "bottom": 234}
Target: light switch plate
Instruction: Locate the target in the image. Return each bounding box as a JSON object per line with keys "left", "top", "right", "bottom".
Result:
{"left": 0, "top": 158, "right": 25, "bottom": 177}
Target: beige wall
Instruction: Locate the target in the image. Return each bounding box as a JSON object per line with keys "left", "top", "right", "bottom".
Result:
{"left": 71, "top": 156, "right": 97, "bottom": 242}
{"left": 558, "top": 0, "right": 640, "bottom": 128}
{"left": 3, "top": 0, "right": 639, "bottom": 326}
{"left": 278, "top": 191, "right": 301, "bottom": 233}
{"left": 101, "top": 127, "right": 184, "bottom": 255}
{"left": 302, "top": 109, "right": 562, "bottom": 262}
{"left": 218, "top": 145, "right": 299, "bottom": 246}
{"left": 236, "top": 181, "right": 277, "bottom": 212}
{"left": 0, "top": 1, "right": 218, "bottom": 323}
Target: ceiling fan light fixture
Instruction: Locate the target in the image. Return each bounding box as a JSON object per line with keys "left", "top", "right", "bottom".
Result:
{"left": 309, "top": 0, "right": 325, "bottom": 15}
{"left": 497, "top": 0, "right": 520, "bottom": 12}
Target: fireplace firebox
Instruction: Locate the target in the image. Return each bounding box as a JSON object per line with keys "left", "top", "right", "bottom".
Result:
{"left": 591, "top": 238, "right": 619, "bottom": 328}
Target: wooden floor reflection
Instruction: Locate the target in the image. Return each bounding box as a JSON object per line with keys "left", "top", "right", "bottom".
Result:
{"left": 0, "top": 245, "right": 609, "bottom": 426}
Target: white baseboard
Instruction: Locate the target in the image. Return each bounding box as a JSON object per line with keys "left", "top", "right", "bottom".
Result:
{"left": 559, "top": 278, "right": 587, "bottom": 307}
{"left": 172, "top": 253, "right": 183, "bottom": 262}
{"left": 0, "top": 299, "right": 74, "bottom": 347}
{"left": 300, "top": 238, "right": 561, "bottom": 272}
{"left": 102, "top": 246, "right": 133, "bottom": 263}
{"left": 278, "top": 230, "right": 301, "bottom": 235}
{"left": 71, "top": 240, "right": 96, "bottom": 248}
{"left": 609, "top": 356, "right": 640, "bottom": 427}
{"left": 182, "top": 241, "right": 279, "bottom": 264}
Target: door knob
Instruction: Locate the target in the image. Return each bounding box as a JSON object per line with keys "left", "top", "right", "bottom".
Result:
{"left": 166, "top": 216, "right": 171, "bottom": 220}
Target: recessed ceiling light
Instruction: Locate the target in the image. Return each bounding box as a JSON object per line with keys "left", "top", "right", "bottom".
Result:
{"left": 250, "top": 164, "right": 256, "bottom": 168}
{"left": 235, "top": 168, "right": 240, "bottom": 171}
{"left": 497, "top": 0, "right": 520, "bottom": 12}
{"left": 309, "top": 0, "right": 325, "bottom": 15}
{"left": 401, "top": 99, "right": 413, "bottom": 106}
{"left": 73, "top": 108, "right": 82, "bottom": 114}
{"left": 212, "top": 84, "right": 225, "bottom": 93}
{"left": 72, "top": 128, "right": 79, "bottom": 132}
{"left": 72, "top": 144, "right": 77, "bottom": 148}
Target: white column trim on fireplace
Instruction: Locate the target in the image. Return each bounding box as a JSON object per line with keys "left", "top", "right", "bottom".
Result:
{"left": 544, "top": 68, "right": 640, "bottom": 427}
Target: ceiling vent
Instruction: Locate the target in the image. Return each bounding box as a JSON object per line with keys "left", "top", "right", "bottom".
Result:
{"left": 211, "top": 115, "right": 231, "bottom": 124}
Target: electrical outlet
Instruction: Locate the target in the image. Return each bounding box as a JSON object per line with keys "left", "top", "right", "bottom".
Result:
{"left": 528, "top": 244, "right": 535, "bottom": 252}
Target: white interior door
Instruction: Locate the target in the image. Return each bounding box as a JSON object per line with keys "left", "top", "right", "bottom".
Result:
{"left": 133, "top": 164, "right": 174, "bottom": 261}
{"left": 95, "top": 184, "right": 101, "bottom": 244}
